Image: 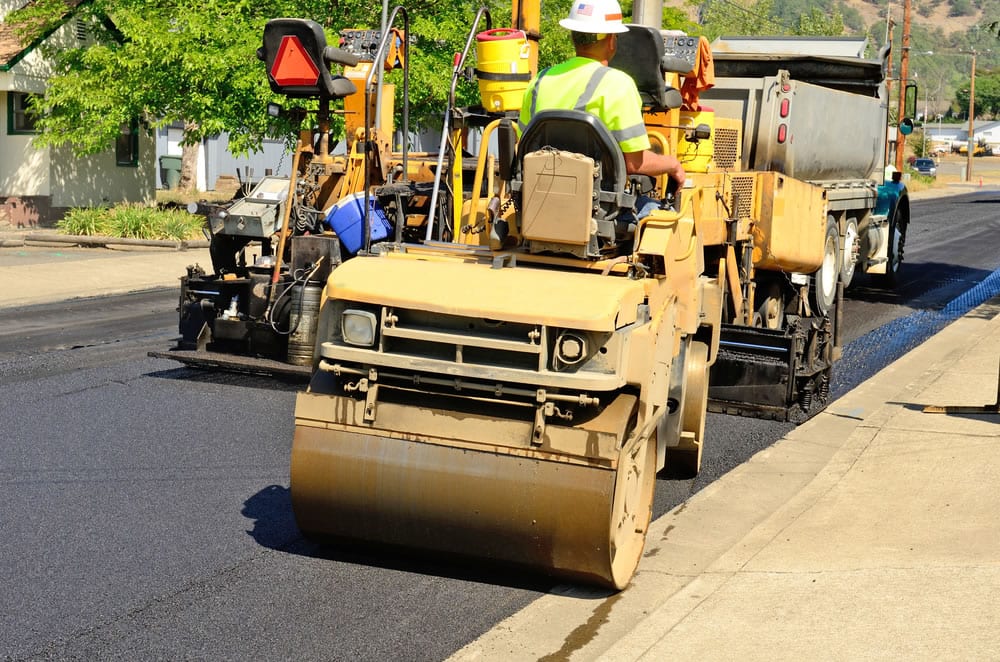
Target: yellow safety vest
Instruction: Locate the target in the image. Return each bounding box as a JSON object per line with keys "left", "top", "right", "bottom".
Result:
{"left": 519, "top": 56, "right": 650, "bottom": 154}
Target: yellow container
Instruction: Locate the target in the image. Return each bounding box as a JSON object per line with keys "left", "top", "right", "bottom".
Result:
{"left": 677, "top": 109, "right": 715, "bottom": 173}
{"left": 476, "top": 29, "right": 532, "bottom": 112}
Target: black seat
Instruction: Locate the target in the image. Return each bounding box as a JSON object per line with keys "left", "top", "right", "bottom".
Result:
{"left": 609, "top": 25, "right": 683, "bottom": 111}
{"left": 515, "top": 109, "right": 634, "bottom": 219}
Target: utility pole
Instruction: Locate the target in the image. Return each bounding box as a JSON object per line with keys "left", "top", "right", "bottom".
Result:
{"left": 966, "top": 49, "right": 976, "bottom": 182}
{"left": 894, "top": 0, "right": 912, "bottom": 172}
{"left": 885, "top": 17, "right": 894, "bottom": 170}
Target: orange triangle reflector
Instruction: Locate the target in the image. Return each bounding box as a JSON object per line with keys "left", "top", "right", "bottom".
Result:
{"left": 271, "top": 35, "right": 320, "bottom": 86}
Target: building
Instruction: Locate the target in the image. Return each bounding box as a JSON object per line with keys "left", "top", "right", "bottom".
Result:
{"left": 155, "top": 122, "right": 292, "bottom": 193}
{"left": 0, "top": 0, "right": 154, "bottom": 227}
{"left": 925, "top": 121, "right": 1000, "bottom": 153}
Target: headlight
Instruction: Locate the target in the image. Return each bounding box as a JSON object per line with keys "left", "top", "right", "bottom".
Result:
{"left": 554, "top": 331, "right": 588, "bottom": 367}
{"left": 341, "top": 309, "right": 378, "bottom": 346}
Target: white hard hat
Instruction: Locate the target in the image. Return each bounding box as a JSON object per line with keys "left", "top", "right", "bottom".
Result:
{"left": 559, "top": 0, "right": 629, "bottom": 34}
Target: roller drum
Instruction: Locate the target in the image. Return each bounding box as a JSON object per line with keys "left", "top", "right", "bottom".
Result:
{"left": 291, "top": 417, "right": 655, "bottom": 589}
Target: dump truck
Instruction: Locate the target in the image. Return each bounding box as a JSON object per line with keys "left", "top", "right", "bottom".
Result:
{"left": 686, "top": 36, "right": 911, "bottom": 420}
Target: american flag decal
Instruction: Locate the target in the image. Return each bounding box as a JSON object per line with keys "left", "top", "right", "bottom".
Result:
{"left": 576, "top": 3, "right": 594, "bottom": 15}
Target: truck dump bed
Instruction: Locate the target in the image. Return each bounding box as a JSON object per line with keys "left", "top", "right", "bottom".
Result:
{"left": 703, "top": 38, "right": 888, "bottom": 182}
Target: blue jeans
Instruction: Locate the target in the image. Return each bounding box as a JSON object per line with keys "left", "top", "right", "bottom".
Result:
{"left": 616, "top": 194, "right": 660, "bottom": 239}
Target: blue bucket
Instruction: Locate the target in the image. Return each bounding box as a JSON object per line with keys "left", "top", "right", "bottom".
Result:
{"left": 324, "top": 192, "right": 392, "bottom": 254}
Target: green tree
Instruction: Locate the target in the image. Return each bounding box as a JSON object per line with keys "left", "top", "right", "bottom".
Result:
{"left": 698, "top": 0, "right": 845, "bottom": 40}
{"left": 10, "top": 0, "right": 512, "bottom": 190}
{"left": 948, "top": 0, "right": 973, "bottom": 17}
{"left": 698, "top": 0, "right": 783, "bottom": 40}
{"left": 954, "top": 69, "right": 1000, "bottom": 118}
{"left": 796, "top": 6, "right": 844, "bottom": 35}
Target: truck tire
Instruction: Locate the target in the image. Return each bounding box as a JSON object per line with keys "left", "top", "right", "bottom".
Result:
{"left": 840, "top": 216, "right": 859, "bottom": 288}
{"left": 810, "top": 217, "right": 840, "bottom": 316}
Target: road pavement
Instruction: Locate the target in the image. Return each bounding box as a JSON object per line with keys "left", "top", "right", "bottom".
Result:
{"left": 2, "top": 181, "right": 1000, "bottom": 660}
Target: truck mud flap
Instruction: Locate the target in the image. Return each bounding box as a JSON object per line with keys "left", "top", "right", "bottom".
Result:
{"left": 708, "top": 321, "right": 831, "bottom": 423}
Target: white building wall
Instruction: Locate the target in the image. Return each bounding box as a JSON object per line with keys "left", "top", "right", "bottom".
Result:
{"left": 0, "top": 92, "right": 50, "bottom": 196}
{"left": 1, "top": 19, "right": 155, "bottom": 211}
{"left": 49, "top": 131, "right": 156, "bottom": 207}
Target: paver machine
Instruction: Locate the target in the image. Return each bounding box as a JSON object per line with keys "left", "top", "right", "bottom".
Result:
{"left": 152, "top": 14, "right": 440, "bottom": 376}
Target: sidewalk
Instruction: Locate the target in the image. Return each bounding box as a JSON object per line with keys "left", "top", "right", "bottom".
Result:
{"left": 0, "top": 239, "right": 210, "bottom": 308}
{"left": 451, "top": 294, "right": 1000, "bottom": 661}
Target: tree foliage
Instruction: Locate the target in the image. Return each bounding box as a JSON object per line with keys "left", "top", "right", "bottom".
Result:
{"left": 696, "top": 0, "right": 845, "bottom": 40}
{"left": 954, "top": 69, "right": 1000, "bottom": 117}
{"left": 11, "top": 0, "right": 719, "bottom": 161}
{"left": 12, "top": 0, "right": 516, "bottom": 157}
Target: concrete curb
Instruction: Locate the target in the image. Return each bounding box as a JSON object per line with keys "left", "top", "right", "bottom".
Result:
{"left": 11, "top": 233, "right": 211, "bottom": 250}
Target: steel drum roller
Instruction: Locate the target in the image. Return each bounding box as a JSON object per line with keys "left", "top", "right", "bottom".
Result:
{"left": 291, "top": 411, "right": 655, "bottom": 588}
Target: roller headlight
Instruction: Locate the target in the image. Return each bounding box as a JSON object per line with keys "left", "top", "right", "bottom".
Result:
{"left": 341, "top": 309, "right": 378, "bottom": 347}
{"left": 555, "top": 331, "right": 588, "bottom": 367}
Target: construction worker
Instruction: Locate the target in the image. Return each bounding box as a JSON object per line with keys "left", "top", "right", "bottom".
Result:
{"left": 518, "top": 0, "right": 686, "bottom": 197}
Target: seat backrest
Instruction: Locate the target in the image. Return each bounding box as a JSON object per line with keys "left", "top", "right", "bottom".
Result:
{"left": 516, "top": 109, "right": 630, "bottom": 216}
{"left": 513, "top": 110, "right": 637, "bottom": 258}
{"left": 609, "top": 25, "right": 682, "bottom": 111}
{"left": 259, "top": 19, "right": 356, "bottom": 100}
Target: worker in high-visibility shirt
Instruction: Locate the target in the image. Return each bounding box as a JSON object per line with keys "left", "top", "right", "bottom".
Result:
{"left": 519, "top": 0, "right": 686, "bottom": 200}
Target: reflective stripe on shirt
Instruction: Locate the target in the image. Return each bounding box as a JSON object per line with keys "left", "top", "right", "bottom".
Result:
{"left": 518, "top": 56, "right": 651, "bottom": 153}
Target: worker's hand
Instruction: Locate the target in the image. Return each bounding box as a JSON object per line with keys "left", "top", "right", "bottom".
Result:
{"left": 671, "top": 165, "right": 687, "bottom": 189}
{"left": 625, "top": 150, "right": 686, "bottom": 188}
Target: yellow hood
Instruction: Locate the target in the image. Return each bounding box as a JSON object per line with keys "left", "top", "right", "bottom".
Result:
{"left": 327, "top": 255, "right": 644, "bottom": 331}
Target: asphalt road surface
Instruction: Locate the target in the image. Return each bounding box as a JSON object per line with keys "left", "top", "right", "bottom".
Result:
{"left": 2, "top": 190, "right": 999, "bottom": 660}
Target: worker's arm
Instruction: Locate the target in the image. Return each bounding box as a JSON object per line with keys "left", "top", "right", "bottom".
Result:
{"left": 624, "top": 150, "right": 686, "bottom": 187}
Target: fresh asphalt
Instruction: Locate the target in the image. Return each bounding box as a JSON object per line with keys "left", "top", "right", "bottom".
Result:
{"left": 1, "top": 186, "right": 999, "bottom": 659}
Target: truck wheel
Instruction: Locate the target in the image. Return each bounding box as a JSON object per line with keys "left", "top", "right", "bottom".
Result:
{"left": 874, "top": 208, "right": 905, "bottom": 288}
{"left": 665, "top": 340, "right": 709, "bottom": 478}
{"left": 809, "top": 217, "right": 840, "bottom": 316}
{"left": 840, "top": 216, "right": 859, "bottom": 288}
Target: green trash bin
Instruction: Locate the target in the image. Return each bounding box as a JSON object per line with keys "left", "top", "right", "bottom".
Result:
{"left": 159, "top": 155, "right": 182, "bottom": 189}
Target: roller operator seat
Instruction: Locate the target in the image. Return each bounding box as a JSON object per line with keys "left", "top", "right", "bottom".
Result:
{"left": 512, "top": 110, "right": 636, "bottom": 258}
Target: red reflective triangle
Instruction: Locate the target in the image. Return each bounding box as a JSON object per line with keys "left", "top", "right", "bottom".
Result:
{"left": 271, "top": 35, "right": 320, "bottom": 86}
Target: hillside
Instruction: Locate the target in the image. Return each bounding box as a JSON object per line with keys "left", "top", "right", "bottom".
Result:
{"left": 846, "top": 0, "right": 983, "bottom": 37}
{"left": 668, "top": 0, "right": 991, "bottom": 39}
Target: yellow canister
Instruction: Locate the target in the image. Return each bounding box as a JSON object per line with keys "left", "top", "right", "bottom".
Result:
{"left": 475, "top": 29, "right": 532, "bottom": 112}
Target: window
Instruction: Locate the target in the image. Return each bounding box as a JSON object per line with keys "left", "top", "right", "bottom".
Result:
{"left": 8, "top": 92, "right": 41, "bottom": 134}
{"left": 74, "top": 17, "right": 88, "bottom": 42}
{"left": 116, "top": 120, "right": 139, "bottom": 166}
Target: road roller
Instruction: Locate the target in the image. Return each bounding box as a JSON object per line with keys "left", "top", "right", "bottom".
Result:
{"left": 283, "top": 1, "right": 731, "bottom": 588}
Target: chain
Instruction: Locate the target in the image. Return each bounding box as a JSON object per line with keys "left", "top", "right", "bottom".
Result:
{"left": 498, "top": 195, "right": 518, "bottom": 215}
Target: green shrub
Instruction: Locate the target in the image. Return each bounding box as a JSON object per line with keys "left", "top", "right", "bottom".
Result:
{"left": 57, "top": 208, "right": 111, "bottom": 236}
{"left": 160, "top": 211, "right": 206, "bottom": 241}
{"left": 57, "top": 203, "right": 206, "bottom": 240}
{"left": 107, "top": 204, "right": 161, "bottom": 239}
